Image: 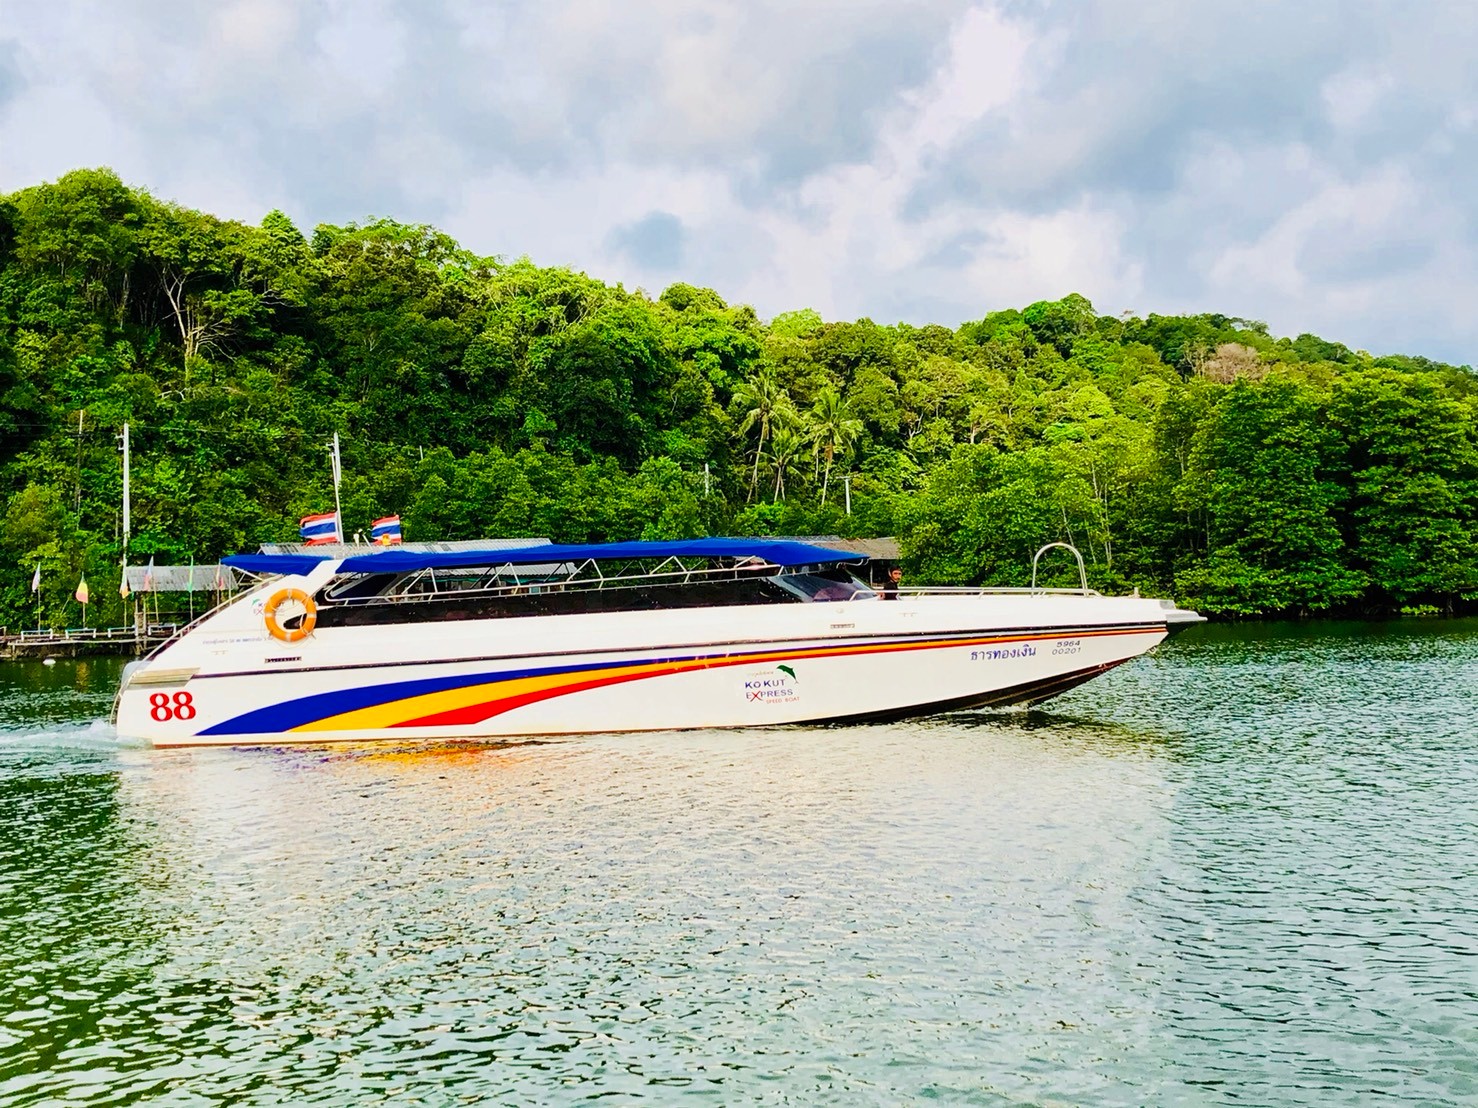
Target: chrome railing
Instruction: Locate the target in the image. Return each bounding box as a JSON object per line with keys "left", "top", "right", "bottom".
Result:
{"left": 1031, "top": 543, "right": 1091, "bottom": 594}
{"left": 895, "top": 544, "right": 1098, "bottom": 598}
{"left": 899, "top": 586, "right": 1101, "bottom": 597}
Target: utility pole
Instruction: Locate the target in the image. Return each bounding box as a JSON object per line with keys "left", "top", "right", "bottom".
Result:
{"left": 120, "top": 422, "right": 133, "bottom": 640}
{"left": 120, "top": 422, "right": 130, "bottom": 561}
{"left": 843, "top": 474, "right": 852, "bottom": 515}
{"left": 703, "top": 461, "right": 710, "bottom": 497}
{"left": 74, "top": 409, "right": 85, "bottom": 513}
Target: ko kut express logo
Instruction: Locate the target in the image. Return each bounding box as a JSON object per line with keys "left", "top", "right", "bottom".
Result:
{"left": 740, "top": 664, "right": 801, "bottom": 706}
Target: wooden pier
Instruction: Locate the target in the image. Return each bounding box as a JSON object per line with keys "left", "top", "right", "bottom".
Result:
{"left": 0, "top": 625, "right": 179, "bottom": 661}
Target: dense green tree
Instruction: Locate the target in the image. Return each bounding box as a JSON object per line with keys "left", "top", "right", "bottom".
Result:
{"left": 902, "top": 446, "right": 1094, "bottom": 588}
{"left": 0, "top": 172, "right": 1474, "bottom": 626}
{"left": 1022, "top": 292, "right": 1096, "bottom": 357}
{"left": 1329, "top": 370, "right": 1478, "bottom": 608}
{"left": 1175, "top": 378, "right": 1366, "bottom": 614}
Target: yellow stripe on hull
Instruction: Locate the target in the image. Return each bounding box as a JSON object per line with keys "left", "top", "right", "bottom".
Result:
{"left": 289, "top": 630, "right": 1136, "bottom": 733}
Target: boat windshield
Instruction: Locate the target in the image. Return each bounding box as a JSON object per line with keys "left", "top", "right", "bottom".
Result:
{"left": 771, "top": 569, "right": 879, "bottom": 602}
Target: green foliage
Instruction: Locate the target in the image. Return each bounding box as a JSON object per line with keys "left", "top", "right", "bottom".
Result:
{"left": 768, "top": 308, "right": 823, "bottom": 339}
{"left": 1173, "top": 378, "right": 1366, "bottom": 614}
{"left": 0, "top": 172, "right": 1474, "bottom": 625}
{"left": 1328, "top": 370, "right": 1478, "bottom": 606}
{"left": 1022, "top": 292, "right": 1096, "bottom": 356}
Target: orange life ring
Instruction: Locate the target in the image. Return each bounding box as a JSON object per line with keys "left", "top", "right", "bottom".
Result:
{"left": 264, "top": 588, "right": 317, "bottom": 642}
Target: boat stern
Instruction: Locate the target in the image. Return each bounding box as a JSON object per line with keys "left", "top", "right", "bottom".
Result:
{"left": 114, "top": 656, "right": 203, "bottom": 744}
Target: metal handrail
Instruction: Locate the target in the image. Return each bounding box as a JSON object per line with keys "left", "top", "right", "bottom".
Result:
{"left": 11, "top": 625, "right": 139, "bottom": 641}
{"left": 1030, "top": 543, "right": 1090, "bottom": 594}
{"left": 139, "top": 585, "right": 257, "bottom": 663}
{"left": 900, "top": 585, "right": 1100, "bottom": 596}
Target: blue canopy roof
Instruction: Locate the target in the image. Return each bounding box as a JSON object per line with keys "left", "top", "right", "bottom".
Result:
{"left": 223, "top": 538, "right": 866, "bottom": 577}
{"left": 223, "top": 553, "right": 330, "bottom": 576}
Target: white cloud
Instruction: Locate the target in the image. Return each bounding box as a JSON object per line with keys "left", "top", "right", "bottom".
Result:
{"left": 1321, "top": 67, "right": 1394, "bottom": 133}
{"left": 0, "top": 0, "right": 1476, "bottom": 362}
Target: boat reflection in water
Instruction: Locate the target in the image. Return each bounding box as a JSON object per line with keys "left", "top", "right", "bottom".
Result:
{"left": 113, "top": 539, "right": 1203, "bottom": 747}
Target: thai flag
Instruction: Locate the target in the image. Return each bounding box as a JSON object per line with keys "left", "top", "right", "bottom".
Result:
{"left": 300, "top": 511, "right": 341, "bottom": 545}
{"left": 371, "top": 515, "right": 403, "bottom": 545}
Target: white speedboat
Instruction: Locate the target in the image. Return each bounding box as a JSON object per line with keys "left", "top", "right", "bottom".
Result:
{"left": 113, "top": 539, "right": 1203, "bottom": 747}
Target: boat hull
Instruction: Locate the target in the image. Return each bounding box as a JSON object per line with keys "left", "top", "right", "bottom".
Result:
{"left": 116, "top": 592, "right": 1179, "bottom": 747}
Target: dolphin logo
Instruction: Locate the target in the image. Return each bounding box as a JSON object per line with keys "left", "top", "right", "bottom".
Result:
{"left": 777, "top": 664, "right": 797, "bottom": 681}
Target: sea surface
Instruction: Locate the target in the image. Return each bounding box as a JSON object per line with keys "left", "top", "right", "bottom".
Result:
{"left": 1, "top": 620, "right": 1475, "bottom": 1106}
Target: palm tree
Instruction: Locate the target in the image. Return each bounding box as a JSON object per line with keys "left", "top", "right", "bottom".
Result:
{"left": 766, "top": 422, "right": 807, "bottom": 502}
{"left": 808, "top": 387, "right": 863, "bottom": 506}
{"left": 734, "top": 369, "right": 791, "bottom": 502}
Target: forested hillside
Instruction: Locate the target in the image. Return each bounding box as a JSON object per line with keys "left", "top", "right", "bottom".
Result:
{"left": 2, "top": 169, "right": 1475, "bottom": 626}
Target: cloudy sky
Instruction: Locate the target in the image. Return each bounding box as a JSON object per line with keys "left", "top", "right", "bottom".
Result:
{"left": 1, "top": 0, "right": 1474, "bottom": 363}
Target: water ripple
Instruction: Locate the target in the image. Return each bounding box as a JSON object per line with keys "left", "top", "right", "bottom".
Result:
{"left": 1, "top": 622, "right": 1476, "bottom": 1104}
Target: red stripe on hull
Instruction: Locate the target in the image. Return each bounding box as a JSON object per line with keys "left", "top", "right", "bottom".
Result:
{"left": 391, "top": 626, "right": 1160, "bottom": 729}
{"left": 396, "top": 664, "right": 692, "bottom": 728}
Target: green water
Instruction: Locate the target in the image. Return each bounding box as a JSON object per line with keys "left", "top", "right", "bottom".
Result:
{"left": 1, "top": 621, "right": 1476, "bottom": 1105}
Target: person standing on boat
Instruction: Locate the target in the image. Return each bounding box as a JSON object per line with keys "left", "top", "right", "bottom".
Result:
{"left": 879, "top": 566, "right": 903, "bottom": 600}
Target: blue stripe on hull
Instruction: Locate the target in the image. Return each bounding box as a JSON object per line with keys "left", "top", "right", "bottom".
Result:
{"left": 198, "top": 657, "right": 634, "bottom": 735}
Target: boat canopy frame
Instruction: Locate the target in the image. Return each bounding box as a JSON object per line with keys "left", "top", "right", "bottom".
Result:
{"left": 223, "top": 538, "right": 866, "bottom": 580}
{"left": 318, "top": 552, "right": 873, "bottom": 610}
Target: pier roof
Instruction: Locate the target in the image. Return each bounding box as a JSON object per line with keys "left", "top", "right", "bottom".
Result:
{"left": 124, "top": 564, "right": 242, "bottom": 593}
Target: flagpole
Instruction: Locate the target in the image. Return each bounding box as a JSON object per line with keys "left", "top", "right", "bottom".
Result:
{"left": 330, "top": 432, "right": 344, "bottom": 543}
{"left": 143, "top": 557, "right": 156, "bottom": 634}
